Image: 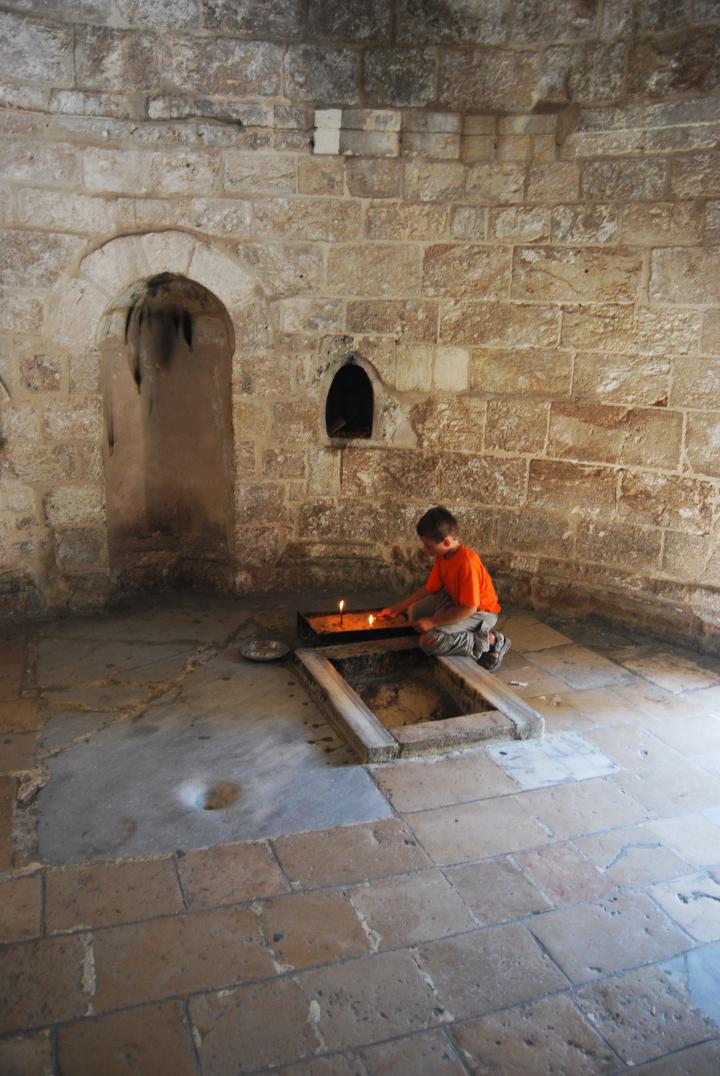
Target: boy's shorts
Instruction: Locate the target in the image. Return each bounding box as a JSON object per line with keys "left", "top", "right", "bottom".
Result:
{"left": 409, "top": 589, "right": 498, "bottom": 659}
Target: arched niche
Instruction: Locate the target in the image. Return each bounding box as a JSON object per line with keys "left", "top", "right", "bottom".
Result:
{"left": 325, "top": 356, "right": 374, "bottom": 440}
{"left": 100, "top": 273, "right": 236, "bottom": 592}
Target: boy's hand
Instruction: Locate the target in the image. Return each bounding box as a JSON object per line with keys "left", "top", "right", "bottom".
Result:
{"left": 378, "top": 606, "right": 398, "bottom": 620}
{"left": 413, "top": 617, "right": 434, "bottom": 633}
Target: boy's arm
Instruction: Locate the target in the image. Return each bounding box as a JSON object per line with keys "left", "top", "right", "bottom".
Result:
{"left": 378, "top": 586, "right": 429, "bottom": 619}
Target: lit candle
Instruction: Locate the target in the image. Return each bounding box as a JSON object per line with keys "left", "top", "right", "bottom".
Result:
{"left": 368, "top": 614, "right": 375, "bottom": 627}
{"left": 338, "top": 599, "right": 344, "bottom": 625}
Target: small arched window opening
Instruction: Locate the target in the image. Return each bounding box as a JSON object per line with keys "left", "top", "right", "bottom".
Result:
{"left": 325, "top": 360, "right": 373, "bottom": 439}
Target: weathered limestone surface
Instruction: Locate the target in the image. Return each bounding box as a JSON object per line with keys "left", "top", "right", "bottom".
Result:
{"left": 0, "top": 0, "right": 717, "bottom": 652}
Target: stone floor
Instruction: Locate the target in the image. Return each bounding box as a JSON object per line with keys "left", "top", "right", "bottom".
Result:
{"left": 1, "top": 593, "right": 720, "bottom": 1075}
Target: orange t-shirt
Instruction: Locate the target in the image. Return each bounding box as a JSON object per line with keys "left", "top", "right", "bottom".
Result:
{"left": 425, "top": 545, "right": 500, "bottom": 614}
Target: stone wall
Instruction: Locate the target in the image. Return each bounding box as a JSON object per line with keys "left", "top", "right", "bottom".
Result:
{"left": 0, "top": 1, "right": 718, "bottom": 651}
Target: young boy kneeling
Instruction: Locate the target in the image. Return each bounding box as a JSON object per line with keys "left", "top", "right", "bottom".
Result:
{"left": 378, "top": 506, "right": 511, "bottom": 671}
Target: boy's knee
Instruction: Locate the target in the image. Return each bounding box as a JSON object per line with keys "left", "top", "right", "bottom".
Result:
{"left": 419, "top": 631, "right": 440, "bottom": 653}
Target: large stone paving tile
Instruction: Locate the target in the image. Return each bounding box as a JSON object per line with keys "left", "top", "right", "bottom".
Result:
{"left": 349, "top": 869, "right": 477, "bottom": 949}
{"left": 92, "top": 906, "right": 274, "bottom": 1012}
{"left": 513, "top": 841, "right": 614, "bottom": 906}
{"left": 260, "top": 889, "right": 370, "bottom": 970}
{"left": 520, "top": 776, "right": 648, "bottom": 839}
{"left": 585, "top": 724, "right": 682, "bottom": 768}
{"left": 0, "top": 699, "right": 42, "bottom": 733}
{"left": 0, "top": 731, "right": 37, "bottom": 775}
{"left": 0, "top": 873, "right": 42, "bottom": 943}
{"left": 633, "top": 1038, "right": 720, "bottom": 1074}
{"left": 649, "top": 714, "right": 720, "bottom": 757}
{"left": 524, "top": 644, "right": 631, "bottom": 690}
{"left": 296, "top": 950, "right": 439, "bottom": 1051}
{"left": 562, "top": 685, "right": 651, "bottom": 727}
{"left": 576, "top": 961, "right": 719, "bottom": 1067}
{"left": 523, "top": 692, "right": 599, "bottom": 733}
{"left": 649, "top": 873, "right": 720, "bottom": 943}
{"left": 615, "top": 649, "right": 720, "bottom": 695}
{"left": 612, "top": 763, "right": 720, "bottom": 817}
{"left": 451, "top": 993, "right": 619, "bottom": 1074}
{"left": 406, "top": 796, "right": 548, "bottom": 865}
{"left": 415, "top": 923, "right": 568, "bottom": 1020}
{"left": 528, "top": 892, "right": 692, "bottom": 985}
{"left": 36, "top": 638, "right": 198, "bottom": 688}
{"left": 494, "top": 653, "right": 570, "bottom": 698}
{"left": 648, "top": 812, "right": 720, "bottom": 868}
{"left": 176, "top": 839, "right": 289, "bottom": 909}
{"left": 574, "top": 825, "right": 691, "bottom": 887}
{"left": 281, "top": 1055, "right": 365, "bottom": 1076}
{"left": 0, "top": 934, "right": 89, "bottom": 1034}
{"left": 57, "top": 1001, "right": 197, "bottom": 1076}
{"left": 444, "top": 857, "right": 552, "bottom": 924}
{"left": 369, "top": 750, "right": 517, "bottom": 813}
{"left": 190, "top": 979, "right": 320, "bottom": 1073}
{"left": 0, "top": 1031, "right": 53, "bottom": 1076}
{"left": 612, "top": 680, "right": 720, "bottom": 721}
{"left": 361, "top": 1028, "right": 466, "bottom": 1075}
{"left": 498, "top": 614, "right": 574, "bottom": 652}
{"left": 488, "top": 731, "right": 618, "bottom": 789}
{"left": 272, "top": 818, "right": 430, "bottom": 888}
{"left": 45, "top": 857, "right": 183, "bottom": 932}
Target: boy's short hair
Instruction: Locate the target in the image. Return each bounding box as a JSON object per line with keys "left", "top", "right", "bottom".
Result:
{"left": 416, "top": 506, "right": 458, "bottom": 542}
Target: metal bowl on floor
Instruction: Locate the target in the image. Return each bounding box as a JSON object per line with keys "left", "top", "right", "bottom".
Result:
{"left": 239, "top": 639, "right": 290, "bottom": 662}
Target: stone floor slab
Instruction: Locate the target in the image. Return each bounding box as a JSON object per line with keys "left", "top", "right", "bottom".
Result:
{"left": 525, "top": 644, "right": 631, "bottom": 690}
{"left": 528, "top": 892, "right": 692, "bottom": 984}
{"left": 0, "top": 731, "right": 37, "bottom": 774}
{"left": 576, "top": 961, "right": 719, "bottom": 1066}
{"left": 513, "top": 841, "right": 614, "bottom": 905}
{"left": 649, "top": 873, "right": 720, "bottom": 942}
{"left": 272, "top": 818, "right": 430, "bottom": 888}
{"left": 260, "top": 889, "right": 370, "bottom": 969}
{"left": 649, "top": 715, "right": 720, "bottom": 757}
{"left": 523, "top": 692, "right": 599, "bottom": 733}
{"left": 190, "top": 978, "right": 320, "bottom": 1073}
{"left": 296, "top": 949, "right": 439, "bottom": 1051}
{"left": 494, "top": 653, "right": 570, "bottom": 699}
{"left": 498, "top": 614, "right": 574, "bottom": 652}
{"left": 632, "top": 1038, "right": 720, "bottom": 1075}
{"left": 613, "top": 763, "right": 720, "bottom": 818}
{"left": 451, "top": 993, "right": 619, "bottom": 1074}
{"left": 369, "top": 749, "right": 517, "bottom": 813}
{"left": 488, "top": 731, "right": 618, "bottom": 789}
{"left": 176, "top": 839, "right": 289, "bottom": 910}
{"left": 444, "top": 856, "right": 552, "bottom": 924}
{"left": 574, "top": 825, "right": 691, "bottom": 887}
{"left": 585, "top": 724, "right": 682, "bottom": 769}
{"left": 361, "top": 1027, "right": 465, "bottom": 1075}
{"left": 520, "top": 776, "right": 647, "bottom": 839}
{"left": 0, "top": 699, "right": 42, "bottom": 733}
{"left": 281, "top": 1055, "right": 366, "bottom": 1075}
{"left": 46, "top": 857, "right": 183, "bottom": 932}
{"left": 92, "top": 906, "right": 274, "bottom": 1012}
{"left": 57, "top": 1000, "right": 197, "bottom": 1076}
{"left": 616, "top": 649, "right": 720, "bottom": 695}
{"left": 415, "top": 923, "right": 568, "bottom": 1020}
{"left": 0, "top": 934, "right": 89, "bottom": 1034}
{"left": 349, "top": 868, "right": 477, "bottom": 949}
{"left": 0, "top": 1031, "right": 53, "bottom": 1076}
{"left": 648, "top": 813, "right": 720, "bottom": 867}
{"left": 406, "top": 796, "right": 548, "bottom": 865}
{"left": 0, "top": 872, "right": 42, "bottom": 943}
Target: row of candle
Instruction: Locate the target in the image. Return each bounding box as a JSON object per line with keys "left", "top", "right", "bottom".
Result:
{"left": 338, "top": 599, "right": 374, "bottom": 627}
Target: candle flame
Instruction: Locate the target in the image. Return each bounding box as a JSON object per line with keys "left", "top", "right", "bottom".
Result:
{"left": 338, "top": 599, "right": 345, "bottom": 612}
{"left": 368, "top": 614, "right": 375, "bottom": 626}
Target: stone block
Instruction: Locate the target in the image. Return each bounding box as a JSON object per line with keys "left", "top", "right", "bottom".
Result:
{"left": 491, "top": 207, "right": 551, "bottom": 242}
{"left": 0, "top": 230, "right": 83, "bottom": 288}
{"left": 396, "top": 0, "right": 507, "bottom": 45}
{"left": 364, "top": 48, "right": 437, "bottom": 107}
{"left": 339, "top": 129, "right": 400, "bottom": 157}
{"left": 254, "top": 198, "right": 361, "bottom": 241}
{"left": 626, "top": 29, "right": 720, "bottom": 98}
{"left": 55, "top": 528, "right": 108, "bottom": 570}
{"left": 663, "top": 532, "right": 719, "bottom": 584}
{"left": 409, "top": 397, "right": 486, "bottom": 452}
{"left": 326, "top": 244, "right": 421, "bottom": 297}
{"left": 650, "top": 248, "right": 720, "bottom": 305}
{"left": 297, "top": 499, "right": 387, "bottom": 544}
{"left": 707, "top": 200, "right": 720, "bottom": 244}
{"left": 465, "top": 163, "right": 524, "bottom": 204}
{"left": 284, "top": 46, "right": 359, "bottom": 104}
{"left": 16, "top": 189, "right": 117, "bottom": 235}
{"left": 0, "top": 12, "right": 74, "bottom": 85}
{"left": 496, "top": 508, "right": 575, "bottom": 558}
{"left": 202, "top": 0, "right": 303, "bottom": 36}
{"left": 345, "top": 158, "right": 401, "bottom": 198}
{"left": 58, "top": 1002, "right": 196, "bottom": 1076}
{"left": 434, "top": 347, "right": 470, "bottom": 391}
{"left": 451, "top": 206, "right": 487, "bottom": 239}
{"left": 190, "top": 244, "right": 255, "bottom": 310}
{"left": 80, "top": 236, "right": 149, "bottom": 296}
{"left": 223, "top": 154, "right": 296, "bottom": 194}
{"left": 462, "top": 134, "right": 496, "bottom": 164}
{"left": 157, "top": 37, "right": 281, "bottom": 96}
{"left": 18, "top": 354, "right": 64, "bottom": 395}
{"left": 276, "top": 299, "right": 344, "bottom": 334}
{"left": 560, "top": 129, "right": 646, "bottom": 159}
{"left": 298, "top": 158, "right": 344, "bottom": 195}
{"left": 622, "top": 202, "right": 704, "bottom": 244}
{"left": 235, "top": 484, "right": 290, "bottom": 525}
{"left": 262, "top": 449, "right": 305, "bottom": 480}
{"left": 441, "top": 302, "right": 560, "bottom": 348}
{"left": 561, "top": 304, "right": 702, "bottom": 355}
{"left": 240, "top": 243, "right": 323, "bottom": 297}
{"left": 439, "top": 48, "right": 542, "bottom": 111}
{"left": 0, "top": 291, "right": 44, "bottom": 334}
{"left": 582, "top": 158, "right": 667, "bottom": 201}
{"left": 366, "top": 203, "right": 450, "bottom": 240}
{"left": 551, "top": 205, "right": 620, "bottom": 244}
{"left": 485, "top": 399, "right": 549, "bottom": 453}
{"left": 0, "top": 934, "right": 88, "bottom": 1033}
{"left": 512, "top": 247, "right": 641, "bottom": 303}
{"left": 702, "top": 310, "right": 720, "bottom": 353}
{"left": 526, "top": 164, "right": 580, "bottom": 204}
{"left": 0, "top": 141, "right": 79, "bottom": 187}
{"left": 511, "top": 1, "right": 598, "bottom": 42}
{"left": 470, "top": 348, "right": 572, "bottom": 397}
{"left": 402, "top": 132, "right": 460, "bottom": 159}
{"left": 685, "top": 412, "right": 720, "bottom": 478}
{"left": 49, "top": 88, "right": 136, "bottom": 118}
{"left": 341, "top": 447, "right": 439, "bottom": 500}
{"left": 83, "top": 147, "right": 153, "bottom": 195}
{"left": 548, "top": 403, "right": 683, "bottom": 469}
{"left": 346, "top": 300, "right": 438, "bottom": 340}
{"left": 140, "top": 231, "right": 196, "bottom": 277}
{"left": 44, "top": 486, "right": 104, "bottom": 527}
{"left": 575, "top": 352, "right": 670, "bottom": 407}
{"left": 618, "top": 472, "right": 715, "bottom": 534}
{"left": 11, "top": 444, "right": 75, "bottom": 483}
{"left": 395, "top": 344, "right": 434, "bottom": 391}
{"left": 272, "top": 400, "right": 319, "bottom": 444}
{"left": 75, "top": 26, "right": 159, "bottom": 91}
{"left": 403, "top": 161, "right": 466, "bottom": 202}
{"left": 422, "top": 245, "right": 511, "bottom": 298}
{"left": 43, "top": 401, "right": 103, "bottom": 441}
{"left": 313, "top": 127, "right": 340, "bottom": 154}
{"left": 528, "top": 460, "right": 618, "bottom": 514}
{"left": 148, "top": 151, "right": 220, "bottom": 195}
{"left": 577, "top": 521, "right": 663, "bottom": 572}
{"left": 544, "top": 42, "right": 626, "bottom": 105}
{"left": 234, "top": 351, "right": 292, "bottom": 398}
{"left": 671, "top": 153, "right": 720, "bottom": 198}
{"left": 307, "top": 0, "right": 392, "bottom": 41}
{"left": 307, "top": 447, "right": 340, "bottom": 495}
{"left": 49, "top": 278, "right": 110, "bottom": 350}
{"left": 670, "top": 356, "right": 720, "bottom": 409}
{"left": 437, "top": 454, "right": 527, "bottom": 507}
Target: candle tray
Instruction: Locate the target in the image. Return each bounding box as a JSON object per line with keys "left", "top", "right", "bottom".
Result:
{"left": 296, "top": 608, "right": 416, "bottom": 647}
